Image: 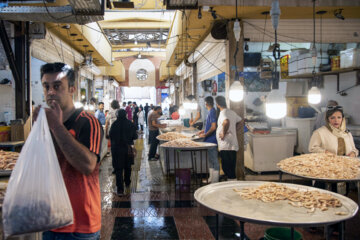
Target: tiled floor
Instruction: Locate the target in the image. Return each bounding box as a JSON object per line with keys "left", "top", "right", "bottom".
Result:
{"left": 99, "top": 132, "right": 360, "bottom": 240}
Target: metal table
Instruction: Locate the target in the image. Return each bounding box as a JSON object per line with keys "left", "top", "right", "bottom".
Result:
{"left": 160, "top": 142, "right": 216, "bottom": 187}
{"left": 194, "top": 181, "right": 358, "bottom": 240}
{"left": 0, "top": 141, "right": 24, "bottom": 152}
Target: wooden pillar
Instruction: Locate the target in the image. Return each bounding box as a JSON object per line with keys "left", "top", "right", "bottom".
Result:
{"left": 226, "top": 20, "right": 245, "bottom": 180}
{"left": 14, "top": 22, "right": 27, "bottom": 120}
{"left": 192, "top": 63, "right": 197, "bottom": 97}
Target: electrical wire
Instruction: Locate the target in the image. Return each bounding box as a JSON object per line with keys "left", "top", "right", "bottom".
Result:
{"left": 42, "top": 0, "right": 73, "bottom": 21}
{"left": 47, "top": 31, "right": 63, "bottom": 62}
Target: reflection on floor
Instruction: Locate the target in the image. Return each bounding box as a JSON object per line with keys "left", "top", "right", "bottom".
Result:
{"left": 100, "top": 132, "right": 360, "bottom": 240}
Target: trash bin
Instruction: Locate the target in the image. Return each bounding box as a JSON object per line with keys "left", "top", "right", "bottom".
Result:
{"left": 175, "top": 168, "right": 191, "bottom": 192}
{"left": 264, "top": 227, "right": 302, "bottom": 240}
{"left": 183, "top": 118, "right": 190, "bottom": 127}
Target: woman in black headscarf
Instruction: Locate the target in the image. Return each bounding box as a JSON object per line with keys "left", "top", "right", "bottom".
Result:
{"left": 109, "top": 109, "right": 138, "bottom": 195}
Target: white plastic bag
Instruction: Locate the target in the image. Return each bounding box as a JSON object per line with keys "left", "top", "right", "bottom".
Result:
{"left": 2, "top": 108, "right": 73, "bottom": 238}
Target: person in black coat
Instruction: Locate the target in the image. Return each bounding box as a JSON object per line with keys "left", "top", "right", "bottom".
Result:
{"left": 109, "top": 109, "right": 138, "bottom": 195}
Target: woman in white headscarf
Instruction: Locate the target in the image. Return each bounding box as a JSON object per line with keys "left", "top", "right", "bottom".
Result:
{"left": 309, "top": 105, "right": 358, "bottom": 157}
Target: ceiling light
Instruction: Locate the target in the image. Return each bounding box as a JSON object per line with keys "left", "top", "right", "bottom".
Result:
{"left": 210, "top": 7, "right": 217, "bottom": 19}
{"left": 134, "top": 39, "right": 138, "bottom": 45}
{"left": 334, "top": 8, "right": 345, "bottom": 20}
{"left": 70, "top": 33, "right": 77, "bottom": 36}
{"left": 83, "top": 45, "right": 89, "bottom": 48}
{"left": 233, "top": 19, "right": 241, "bottom": 42}
{"left": 138, "top": 53, "right": 141, "bottom": 58}
{"left": 270, "top": 0, "right": 281, "bottom": 31}
{"left": 76, "top": 39, "right": 83, "bottom": 42}
{"left": 229, "top": 80, "right": 244, "bottom": 102}
{"left": 308, "top": 86, "right": 321, "bottom": 104}
{"left": 61, "top": 24, "right": 70, "bottom": 29}
{"left": 198, "top": 7, "right": 202, "bottom": 19}
{"left": 266, "top": 102, "right": 287, "bottom": 119}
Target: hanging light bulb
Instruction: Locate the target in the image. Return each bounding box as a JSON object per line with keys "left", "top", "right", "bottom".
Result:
{"left": 270, "top": 0, "right": 281, "bottom": 31}
{"left": 266, "top": 102, "right": 287, "bottom": 119}
{"left": 138, "top": 53, "right": 141, "bottom": 59}
{"left": 179, "top": 106, "right": 185, "bottom": 115}
{"left": 134, "top": 39, "right": 138, "bottom": 45}
{"left": 233, "top": 19, "right": 241, "bottom": 42}
{"left": 265, "top": 89, "right": 287, "bottom": 119}
{"left": 229, "top": 80, "right": 244, "bottom": 102}
{"left": 308, "top": 86, "right": 321, "bottom": 104}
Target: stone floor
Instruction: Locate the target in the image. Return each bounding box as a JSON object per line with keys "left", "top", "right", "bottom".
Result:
{"left": 99, "top": 132, "right": 360, "bottom": 240}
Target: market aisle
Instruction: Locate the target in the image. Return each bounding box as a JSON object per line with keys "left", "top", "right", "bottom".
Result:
{"left": 99, "top": 133, "right": 360, "bottom": 240}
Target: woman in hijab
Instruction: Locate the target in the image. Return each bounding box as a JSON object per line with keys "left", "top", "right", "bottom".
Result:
{"left": 309, "top": 105, "right": 358, "bottom": 157}
{"left": 308, "top": 105, "right": 358, "bottom": 238}
{"left": 109, "top": 109, "right": 138, "bottom": 195}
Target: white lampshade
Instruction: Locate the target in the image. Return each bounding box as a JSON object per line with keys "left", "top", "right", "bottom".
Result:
{"left": 308, "top": 86, "right": 321, "bottom": 104}
{"left": 229, "top": 81, "right": 244, "bottom": 102}
{"left": 74, "top": 102, "right": 84, "bottom": 108}
{"left": 266, "top": 102, "right": 287, "bottom": 119}
{"left": 179, "top": 107, "right": 185, "bottom": 115}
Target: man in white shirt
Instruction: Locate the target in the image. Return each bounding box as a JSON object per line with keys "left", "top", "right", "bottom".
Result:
{"left": 215, "top": 96, "right": 242, "bottom": 180}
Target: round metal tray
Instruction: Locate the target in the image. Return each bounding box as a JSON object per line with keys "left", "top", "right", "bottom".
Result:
{"left": 278, "top": 167, "right": 360, "bottom": 182}
{"left": 160, "top": 142, "right": 216, "bottom": 150}
{"left": 194, "top": 181, "right": 358, "bottom": 227}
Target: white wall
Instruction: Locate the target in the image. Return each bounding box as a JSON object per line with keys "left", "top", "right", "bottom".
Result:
{"left": 31, "top": 57, "right": 47, "bottom": 106}
{"left": 0, "top": 69, "right": 15, "bottom": 123}
{"left": 320, "top": 71, "right": 360, "bottom": 125}
{"left": 128, "top": 59, "right": 155, "bottom": 87}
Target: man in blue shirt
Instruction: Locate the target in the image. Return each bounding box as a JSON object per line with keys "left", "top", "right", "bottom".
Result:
{"left": 95, "top": 101, "right": 106, "bottom": 125}
{"left": 198, "top": 96, "right": 219, "bottom": 183}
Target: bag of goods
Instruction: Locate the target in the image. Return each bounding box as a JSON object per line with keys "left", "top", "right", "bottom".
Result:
{"left": 2, "top": 108, "right": 73, "bottom": 238}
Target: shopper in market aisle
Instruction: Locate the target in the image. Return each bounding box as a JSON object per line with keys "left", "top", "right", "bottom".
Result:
{"left": 198, "top": 96, "right": 219, "bottom": 183}
{"left": 215, "top": 96, "right": 242, "bottom": 181}
{"left": 121, "top": 101, "right": 127, "bottom": 109}
{"left": 133, "top": 101, "right": 139, "bottom": 130}
{"left": 309, "top": 105, "right": 358, "bottom": 157}
{"left": 125, "top": 101, "right": 133, "bottom": 121}
{"left": 105, "top": 100, "right": 120, "bottom": 138}
{"left": 313, "top": 100, "right": 338, "bottom": 131}
{"left": 144, "top": 103, "right": 150, "bottom": 125}
{"left": 148, "top": 106, "right": 167, "bottom": 161}
{"left": 109, "top": 109, "right": 137, "bottom": 196}
{"left": 94, "top": 101, "right": 105, "bottom": 125}
{"left": 33, "top": 62, "right": 103, "bottom": 240}
{"left": 137, "top": 106, "right": 145, "bottom": 133}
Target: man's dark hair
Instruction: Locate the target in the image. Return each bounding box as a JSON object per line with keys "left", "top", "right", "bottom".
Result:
{"left": 215, "top": 96, "right": 227, "bottom": 108}
{"left": 205, "top": 96, "right": 214, "bottom": 107}
{"left": 40, "top": 62, "right": 75, "bottom": 87}
{"left": 186, "top": 95, "right": 195, "bottom": 101}
{"left": 122, "top": 102, "right": 126, "bottom": 105}
{"left": 154, "top": 106, "right": 162, "bottom": 111}
{"left": 127, "top": 101, "right": 132, "bottom": 105}
{"left": 90, "top": 97, "right": 97, "bottom": 104}
{"left": 133, "top": 101, "right": 137, "bottom": 105}
{"left": 111, "top": 100, "right": 120, "bottom": 109}
{"left": 98, "top": 102, "right": 104, "bottom": 106}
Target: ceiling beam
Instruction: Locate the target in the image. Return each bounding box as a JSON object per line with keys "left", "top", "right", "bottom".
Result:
{"left": 199, "top": 0, "right": 360, "bottom": 7}
{"left": 99, "top": 21, "right": 171, "bottom": 29}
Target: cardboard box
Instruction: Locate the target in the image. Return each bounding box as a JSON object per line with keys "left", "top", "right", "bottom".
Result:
{"left": 11, "top": 117, "right": 31, "bottom": 141}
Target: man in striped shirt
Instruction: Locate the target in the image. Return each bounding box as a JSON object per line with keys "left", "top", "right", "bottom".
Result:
{"left": 34, "top": 62, "right": 103, "bottom": 240}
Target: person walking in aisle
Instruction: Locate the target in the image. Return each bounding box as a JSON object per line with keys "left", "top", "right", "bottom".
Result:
{"left": 105, "top": 100, "right": 120, "bottom": 138}
{"left": 133, "top": 102, "right": 139, "bottom": 130}
{"left": 148, "top": 106, "right": 166, "bottom": 161}
{"left": 125, "top": 101, "right": 133, "bottom": 121}
{"left": 137, "top": 106, "right": 145, "bottom": 133}
{"left": 198, "top": 96, "right": 219, "bottom": 183}
{"left": 34, "top": 62, "right": 103, "bottom": 240}
{"left": 215, "top": 96, "right": 242, "bottom": 181}
{"left": 144, "top": 103, "right": 150, "bottom": 125}
{"left": 95, "top": 101, "right": 105, "bottom": 125}
{"left": 109, "top": 109, "right": 137, "bottom": 196}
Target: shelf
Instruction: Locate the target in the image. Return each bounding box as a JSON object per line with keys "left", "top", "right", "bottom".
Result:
{"left": 287, "top": 67, "right": 360, "bottom": 79}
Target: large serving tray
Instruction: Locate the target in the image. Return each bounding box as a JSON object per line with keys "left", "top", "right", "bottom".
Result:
{"left": 194, "top": 181, "right": 358, "bottom": 227}
{"left": 160, "top": 142, "right": 216, "bottom": 150}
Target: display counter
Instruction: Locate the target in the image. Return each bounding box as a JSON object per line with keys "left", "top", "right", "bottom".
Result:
{"left": 245, "top": 130, "right": 296, "bottom": 172}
